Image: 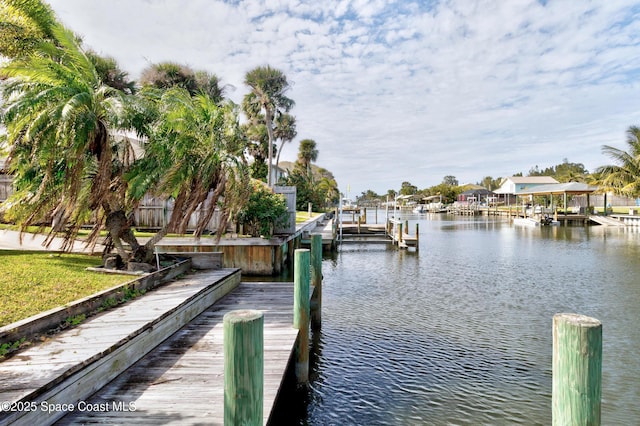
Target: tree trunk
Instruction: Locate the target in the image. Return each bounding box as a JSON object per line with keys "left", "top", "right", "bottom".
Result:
{"left": 105, "top": 210, "right": 141, "bottom": 261}
{"left": 265, "top": 108, "right": 275, "bottom": 187}
{"left": 143, "top": 224, "right": 170, "bottom": 263}
{"left": 275, "top": 139, "right": 287, "bottom": 180}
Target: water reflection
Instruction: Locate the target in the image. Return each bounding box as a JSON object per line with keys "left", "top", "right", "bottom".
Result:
{"left": 272, "top": 216, "right": 640, "bottom": 425}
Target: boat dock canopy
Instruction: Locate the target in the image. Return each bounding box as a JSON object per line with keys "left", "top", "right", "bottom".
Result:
{"left": 516, "top": 182, "right": 599, "bottom": 196}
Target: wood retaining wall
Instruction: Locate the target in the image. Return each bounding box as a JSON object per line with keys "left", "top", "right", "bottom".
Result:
{"left": 0, "top": 259, "right": 192, "bottom": 348}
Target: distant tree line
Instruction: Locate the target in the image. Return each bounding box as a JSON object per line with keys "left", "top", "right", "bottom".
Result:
{"left": 357, "top": 137, "right": 640, "bottom": 204}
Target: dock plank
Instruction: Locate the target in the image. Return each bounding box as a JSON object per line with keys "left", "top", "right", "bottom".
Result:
{"left": 56, "top": 282, "right": 298, "bottom": 426}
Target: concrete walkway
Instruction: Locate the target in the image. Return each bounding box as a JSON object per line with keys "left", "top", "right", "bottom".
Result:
{"left": 0, "top": 230, "right": 104, "bottom": 253}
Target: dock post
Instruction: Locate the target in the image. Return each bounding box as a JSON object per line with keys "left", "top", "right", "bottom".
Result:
{"left": 398, "top": 222, "right": 403, "bottom": 244}
{"left": 294, "top": 249, "right": 310, "bottom": 384}
{"left": 552, "top": 313, "right": 602, "bottom": 426}
{"left": 416, "top": 223, "right": 419, "bottom": 251}
{"left": 310, "top": 234, "right": 322, "bottom": 330}
{"left": 224, "top": 310, "right": 264, "bottom": 426}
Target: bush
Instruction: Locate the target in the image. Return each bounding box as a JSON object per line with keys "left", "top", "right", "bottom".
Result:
{"left": 236, "top": 181, "right": 289, "bottom": 238}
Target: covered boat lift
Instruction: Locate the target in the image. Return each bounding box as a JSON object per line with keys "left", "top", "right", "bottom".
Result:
{"left": 516, "top": 182, "right": 610, "bottom": 225}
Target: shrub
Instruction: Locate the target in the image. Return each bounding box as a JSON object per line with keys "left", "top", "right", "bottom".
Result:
{"left": 236, "top": 181, "right": 289, "bottom": 238}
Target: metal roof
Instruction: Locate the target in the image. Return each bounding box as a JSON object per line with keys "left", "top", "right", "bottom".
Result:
{"left": 504, "top": 176, "right": 559, "bottom": 184}
{"left": 516, "top": 182, "right": 599, "bottom": 195}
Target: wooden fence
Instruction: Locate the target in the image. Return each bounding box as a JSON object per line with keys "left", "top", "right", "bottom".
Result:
{"left": 1, "top": 178, "right": 297, "bottom": 235}
{"left": 0, "top": 174, "right": 12, "bottom": 203}
{"left": 274, "top": 186, "right": 296, "bottom": 234}
{"left": 133, "top": 193, "right": 222, "bottom": 232}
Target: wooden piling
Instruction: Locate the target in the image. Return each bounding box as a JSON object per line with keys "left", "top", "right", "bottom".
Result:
{"left": 224, "top": 309, "right": 264, "bottom": 426}
{"left": 310, "top": 234, "right": 322, "bottom": 330}
{"left": 398, "top": 222, "right": 403, "bottom": 244}
{"left": 416, "top": 223, "right": 419, "bottom": 251}
{"left": 294, "top": 249, "right": 310, "bottom": 384}
{"left": 552, "top": 313, "right": 602, "bottom": 426}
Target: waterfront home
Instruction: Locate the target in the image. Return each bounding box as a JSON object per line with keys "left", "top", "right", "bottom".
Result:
{"left": 493, "top": 176, "right": 559, "bottom": 205}
{"left": 457, "top": 187, "right": 495, "bottom": 204}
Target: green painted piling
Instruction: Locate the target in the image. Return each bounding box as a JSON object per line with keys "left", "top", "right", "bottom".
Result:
{"left": 310, "top": 234, "right": 322, "bottom": 330}
{"left": 294, "top": 249, "right": 310, "bottom": 384}
{"left": 552, "top": 313, "right": 602, "bottom": 426}
{"left": 224, "top": 309, "right": 264, "bottom": 426}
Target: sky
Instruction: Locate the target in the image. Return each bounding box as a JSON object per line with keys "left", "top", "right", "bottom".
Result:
{"left": 46, "top": 0, "right": 640, "bottom": 198}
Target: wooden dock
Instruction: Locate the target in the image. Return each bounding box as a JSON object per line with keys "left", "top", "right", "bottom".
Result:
{"left": 388, "top": 219, "right": 419, "bottom": 249}
{"left": 301, "top": 217, "right": 336, "bottom": 249}
{"left": 0, "top": 271, "right": 299, "bottom": 426}
{"left": 336, "top": 216, "right": 419, "bottom": 249}
{"left": 339, "top": 223, "right": 391, "bottom": 245}
{"left": 59, "top": 282, "right": 298, "bottom": 425}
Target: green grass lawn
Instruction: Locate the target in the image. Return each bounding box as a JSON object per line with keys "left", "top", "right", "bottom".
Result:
{"left": 0, "top": 212, "right": 326, "bottom": 325}
{"left": 296, "top": 211, "right": 323, "bottom": 223}
{"left": 0, "top": 251, "right": 131, "bottom": 327}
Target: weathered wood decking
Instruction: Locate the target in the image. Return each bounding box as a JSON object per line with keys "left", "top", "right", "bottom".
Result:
{"left": 0, "top": 270, "right": 299, "bottom": 426}
{"left": 57, "top": 282, "right": 298, "bottom": 425}
{"left": 338, "top": 223, "right": 391, "bottom": 244}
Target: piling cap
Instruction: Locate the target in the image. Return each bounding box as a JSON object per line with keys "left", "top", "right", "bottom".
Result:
{"left": 553, "top": 313, "right": 601, "bottom": 328}
{"left": 223, "top": 309, "right": 263, "bottom": 324}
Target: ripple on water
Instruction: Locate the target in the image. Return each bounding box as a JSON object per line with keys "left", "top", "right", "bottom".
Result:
{"left": 275, "top": 217, "right": 640, "bottom": 425}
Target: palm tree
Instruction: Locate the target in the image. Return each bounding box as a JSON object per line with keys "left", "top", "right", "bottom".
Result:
{"left": 317, "top": 172, "right": 339, "bottom": 207}
{"left": 297, "top": 139, "right": 318, "bottom": 174}
{"left": 194, "top": 70, "right": 226, "bottom": 104}
{"left": 274, "top": 113, "right": 297, "bottom": 178}
{"left": 87, "top": 51, "right": 137, "bottom": 95}
{"left": 595, "top": 126, "right": 640, "bottom": 197}
{"left": 127, "top": 88, "right": 249, "bottom": 256}
{"left": 0, "top": 0, "right": 58, "bottom": 59}
{"left": 1, "top": 20, "right": 137, "bottom": 254}
{"left": 243, "top": 66, "right": 294, "bottom": 187}
{"left": 140, "top": 62, "right": 226, "bottom": 103}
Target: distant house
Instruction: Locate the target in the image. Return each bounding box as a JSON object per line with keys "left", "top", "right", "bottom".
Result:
{"left": 493, "top": 176, "right": 559, "bottom": 204}
{"left": 269, "top": 164, "right": 289, "bottom": 185}
{"left": 457, "top": 187, "right": 495, "bottom": 204}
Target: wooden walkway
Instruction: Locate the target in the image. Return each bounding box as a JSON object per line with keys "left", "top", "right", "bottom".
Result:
{"left": 301, "top": 217, "right": 336, "bottom": 249}
{"left": 58, "top": 282, "right": 298, "bottom": 425}
{"left": 0, "top": 271, "right": 299, "bottom": 426}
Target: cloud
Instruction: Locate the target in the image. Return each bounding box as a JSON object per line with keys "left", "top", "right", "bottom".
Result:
{"left": 46, "top": 0, "right": 640, "bottom": 196}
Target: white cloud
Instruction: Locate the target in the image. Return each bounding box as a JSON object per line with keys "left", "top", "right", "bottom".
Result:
{"left": 45, "top": 0, "right": 640, "bottom": 196}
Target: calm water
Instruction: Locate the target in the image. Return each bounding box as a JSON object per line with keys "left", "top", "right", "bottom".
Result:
{"left": 272, "top": 214, "right": 640, "bottom": 425}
